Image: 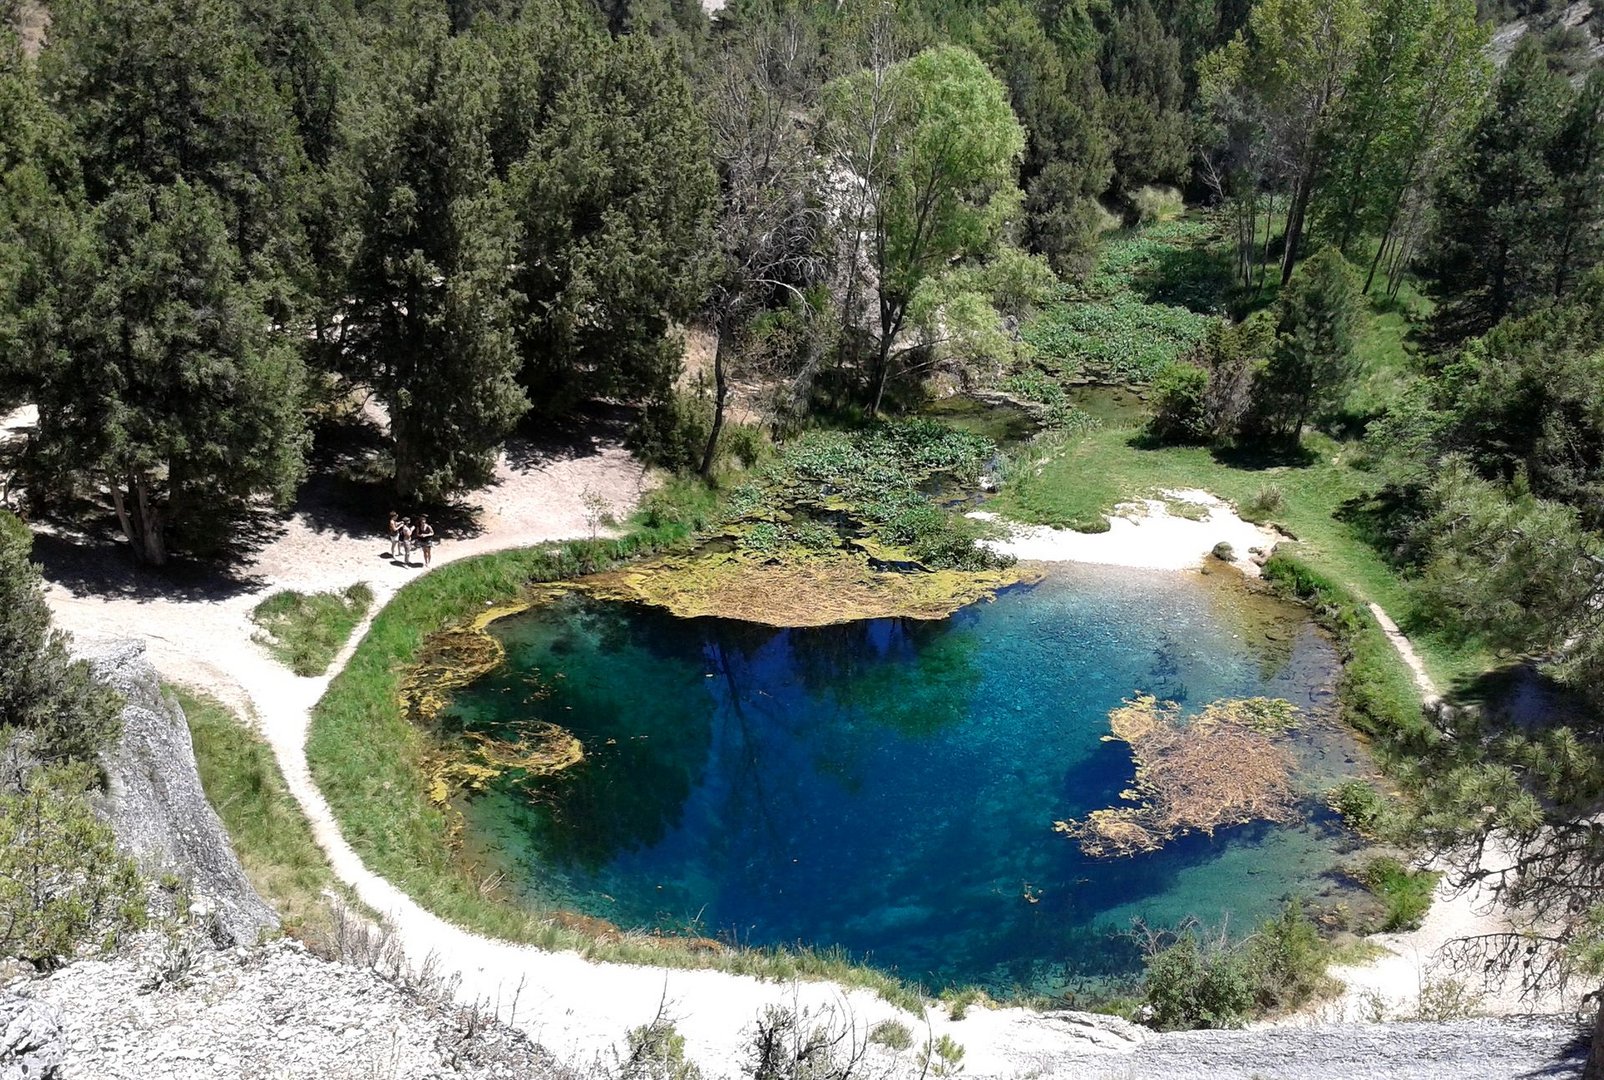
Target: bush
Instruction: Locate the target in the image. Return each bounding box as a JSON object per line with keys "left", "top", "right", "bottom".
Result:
{"left": 0, "top": 761, "right": 146, "bottom": 966}
{"left": 630, "top": 390, "right": 712, "bottom": 474}
{"left": 1141, "top": 929, "right": 1256, "bottom": 1030}
{"left": 1359, "top": 856, "right": 1438, "bottom": 931}
{"left": 1211, "top": 541, "right": 1235, "bottom": 562}
{"left": 1131, "top": 184, "right": 1185, "bottom": 224}
{"left": 1246, "top": 902, "right": 1337, "bottom": 1012}
{"left": 868, "top": 1019, "right": 913, "bottom": 1051}
{"left": 1326, "top": 779, "right": 1399, "bottom": 840}
{"left": 1140, "top": 904, "right": 1336, "bottom": 1030}
{"left": 1241, "top": 483, "right": 1287, "bottom": 522}
{"left": 1148, "top": 361, "right": 1211, "bottom": 444}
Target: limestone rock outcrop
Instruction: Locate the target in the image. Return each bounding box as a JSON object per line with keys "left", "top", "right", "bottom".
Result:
{"left": 80, "top": 641, "right": 277, "bottom": 946}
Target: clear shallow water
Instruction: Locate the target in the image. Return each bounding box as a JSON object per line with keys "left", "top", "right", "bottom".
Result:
{"left": 446, "top": 564, "right": 1363, "bottom": 997}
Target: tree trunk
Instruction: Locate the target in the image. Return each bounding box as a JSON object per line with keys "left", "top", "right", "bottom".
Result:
{"left": 111, "top": 472, "right": 167, "bottom": 566}
{"left": 1585, "top": 997, "right": 1604, "bottom": 1080}
{"left": 868, "top": 331, "right": 893, "bottom": 419}
{"left": 1281, "top": 170, "right": 1314, "bottom": 287}
{"left": 699, "top": 317, "right": 731, "bottom": 479}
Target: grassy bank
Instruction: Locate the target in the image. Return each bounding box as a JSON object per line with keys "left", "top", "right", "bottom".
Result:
{"left": 992, "top": 421, "right": 1487, "bottom": 691}
{"left": 251, "top": 583, "right": 375, "bottom": 677}
{"left": 303, "top": 515, "right": 930, "bottom": 1011}
{"left": 174, "top": 685, "right": 342, "bottom": 935}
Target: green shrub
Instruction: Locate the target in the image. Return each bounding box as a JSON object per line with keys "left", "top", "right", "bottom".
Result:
{"left": 1141, "top": 930, "right": 1256, "bottom": 1030}
{"left": 630, "top": 390, "right": 712, "bottom": 474}
{"left": 939, "top": 985, "right": 987, "bottom": 1020}
{"left": 1141, "top": 905, "right": 1336, "bottom": 1030}
{"left": 1241, "top": 483, "right": 1287, "bottom": 522}
{"left": 868, "top": 1019, "right": 913, "bottom": 1051}
{"left": 621, "top": 1019, "right": 702, "bottom": 1080}
{"left": 0, "top": 761, "right": 146, "bottom": 965}
{"left": 1245, "top": 902, "right": 1337, "bottom": 1012}
{"left": 1132, "top": 184, "right": 1185, "bottom": 224}
{"left": 1359, "top": 856, "right": 1438, "bottom": 931}
{"left": 1326, "top": 779, "right": 1400, "bottom": 840}
{"left": 1211, "top": 541, "right": 1236, "bottom": 561}
{"left": 1148, "top": 361, "right": 1211, "bottom": 444}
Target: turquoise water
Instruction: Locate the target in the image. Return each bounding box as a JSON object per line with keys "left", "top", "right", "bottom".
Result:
{"left": 445, "top": 564, "right": 1363, "bottom": 997}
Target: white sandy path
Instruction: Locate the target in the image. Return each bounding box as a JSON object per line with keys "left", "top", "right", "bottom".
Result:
{"left": 8, "top": 394, "right": 1571, "bottom": 1069}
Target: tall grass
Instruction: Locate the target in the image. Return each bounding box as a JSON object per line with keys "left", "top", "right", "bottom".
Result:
{"left": 251, "top": 583, "right": 375, "bottom": 676}
{"left": 175, "top": 685, "right": 341, "bottom": 935}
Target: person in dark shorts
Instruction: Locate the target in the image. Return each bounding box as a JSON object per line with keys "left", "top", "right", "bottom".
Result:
{"left": 387, "top": 511, "right": 401, "bottom": 558}
{"left": 417, "top": 515, "right": 435, "bottom": 567}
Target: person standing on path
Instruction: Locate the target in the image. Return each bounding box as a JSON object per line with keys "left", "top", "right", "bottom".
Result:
{"left": 387, "top": 511, "right": 401, "bottom": 558}
{"left": 398, "top": 517, "right": 414, "bottom": 567}
{"left": 417, "top": 515, "right": 435, "bottom": 567}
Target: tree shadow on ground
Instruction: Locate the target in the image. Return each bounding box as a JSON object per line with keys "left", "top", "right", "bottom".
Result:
{"left": 503, "top": 400, "right": 638, "bottom": 472}
{"left": 29, "top": 526, "right": 268, "bottom": 602}
{"left": 1207, "top": 442, "right": 1320, "bottom": 471}
{"left": 1128, "top": 239, "right": 1237, "bottom": 315}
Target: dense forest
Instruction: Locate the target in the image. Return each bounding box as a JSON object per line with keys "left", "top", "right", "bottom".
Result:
{"left": 10, "top": 0, "right": 1604, "bottom": 1061}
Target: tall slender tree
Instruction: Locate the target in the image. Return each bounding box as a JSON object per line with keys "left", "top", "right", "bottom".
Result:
{"left": 823, "top": 44, "right": 1027, "bottom": 416}
{"left": 699, "top": 13, "right": 827, "bottom": 476}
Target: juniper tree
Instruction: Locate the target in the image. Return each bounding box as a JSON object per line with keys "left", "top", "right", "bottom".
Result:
{"left": 508, "top": 30, "right": 716, "bottom": 419}
{"left": 341, "top": 12, "right": 526, "bottom": 499}
{"left": 29, "top": 182, "right": 309, "bottom": 563}
{"left": 43, "top": 0, "right": 313, "bottom": 315}
{"left": 1249, "top": 248, "right": 1362, "bottom": 444}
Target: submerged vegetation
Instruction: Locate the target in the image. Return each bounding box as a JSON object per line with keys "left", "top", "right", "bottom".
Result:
{"left": 1057, "top": 695, "right": 1302, "bottom": 858}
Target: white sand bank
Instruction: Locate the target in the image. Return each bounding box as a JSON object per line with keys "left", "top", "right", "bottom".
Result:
{"left": 972, "top": 489, "right": 1281, "bottom": 575}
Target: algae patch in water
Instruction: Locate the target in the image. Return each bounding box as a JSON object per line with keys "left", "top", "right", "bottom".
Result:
{"left": 575, "top": 546, "right": 1029, "bottom": 627}
{"left": 1056, "top": 694, "right": 1301, "bottom": 858}
{"left": 401, "top": 593, "right": 585, "bottom": 810}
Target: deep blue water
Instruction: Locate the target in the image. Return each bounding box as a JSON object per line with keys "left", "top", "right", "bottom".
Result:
{"left": 445, "top": 564, "right": 1361, "bottom": 997}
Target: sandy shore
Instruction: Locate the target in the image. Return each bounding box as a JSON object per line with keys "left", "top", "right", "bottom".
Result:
{"left": 7, "top": 399, "right": 1574, "bottom": 1074}
{"left": 972, "top": 489, "right": 1281, "bottom": 575}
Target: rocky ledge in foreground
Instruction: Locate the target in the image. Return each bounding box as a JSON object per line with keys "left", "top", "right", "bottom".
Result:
{"left": 4, "top": 935, "right": 554, "bottom": 1080}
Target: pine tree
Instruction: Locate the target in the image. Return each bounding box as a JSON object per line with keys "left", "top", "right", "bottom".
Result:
{"left": 1548, "top": 68, "right": 1604, "bottom": 300}
{"left": 0, "top": 512, "right": 123, "bottom": 763}
{"left": 1427, "top": 37, "right": 1570, "bottom": 337}
{"left": 29, "top": 181, "right": 309, "bottom": 563}
{"left": 1250, "top": 247, "right": 1362, "bottom": 444}
{"left": 341, "top": 13, "right": 527, "bottom": 499}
